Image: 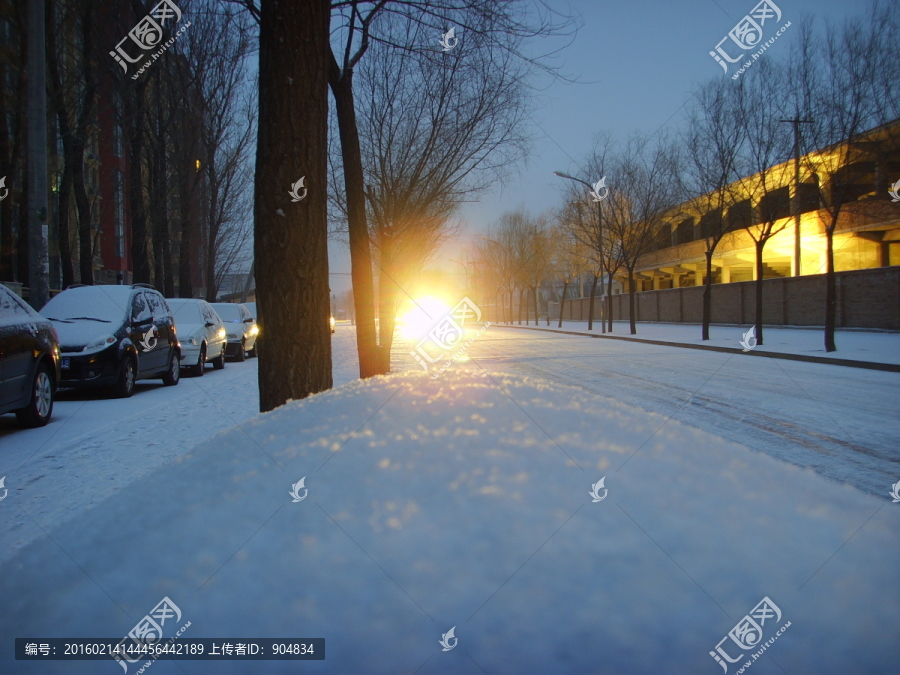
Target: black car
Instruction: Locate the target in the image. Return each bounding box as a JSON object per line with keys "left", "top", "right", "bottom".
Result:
{"left": 41, "top": 284, "right": 180, "bottom": 398}
{"left": 0, "top": 284, "right": 60, "bottom": 427}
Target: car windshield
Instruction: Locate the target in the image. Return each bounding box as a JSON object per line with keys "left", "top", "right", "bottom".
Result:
{"left": 168, "top": 300, "right": 203, "bottom": 325}
{"left": 42, "top": 287, "right": 129, "bottom": 324}
{"left": 212, "top": 304, "right": 242, "bottom": 322}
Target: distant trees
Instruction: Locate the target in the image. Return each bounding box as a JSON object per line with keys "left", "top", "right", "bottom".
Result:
{"left": 1, "top": 0, "right": 255, "bottom": 302}
{"left": 549, "top": 221, "right": 587, "bottom": 328}
{"left": 544, "top": 1, "right": 900, "bottom": 350}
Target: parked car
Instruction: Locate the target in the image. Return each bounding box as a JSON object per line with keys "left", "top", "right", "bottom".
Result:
{"left": 41, "top": 284, "right": 180, "bottom": 398}
{"left": 0, "top": 284, "right": 60, "bottom": 427}
{"left": 167, "top": 298, "right": 227, "bottom": 376}
{"left": 211, "top": 303, "right": 258, "bottom": 360}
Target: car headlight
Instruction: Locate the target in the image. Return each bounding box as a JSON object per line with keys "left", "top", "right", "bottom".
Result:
{"left": 249, "top": 325, "right": 259, "bottom": 336}
{"left": 83, "top": 334, "right": 117, "bottom": 352}
{"left": 217, "top": 328, "right": 226, "bottom": 339}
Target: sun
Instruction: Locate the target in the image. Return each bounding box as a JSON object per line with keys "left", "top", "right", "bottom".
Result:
{"left": 398, "top": 297, "right": 450, "bottom": 341}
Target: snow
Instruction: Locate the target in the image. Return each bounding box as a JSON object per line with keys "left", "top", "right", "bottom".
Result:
{"left": 211, "top": 303, "right": 244, "bottom": 322}
{"left": 0, "top": 324, "right": 361, "bottom": 566}
{"left": 0, "top": 368, "right": 897, "bottom": 674}
{"left": 503, "top": 319, "right": 900, "bottom": 366}
{"left": 41, "top": 286, "right": 131, "bottom": 349}
{"left": 391, "top": 324, "right": 900, "bottom": 498}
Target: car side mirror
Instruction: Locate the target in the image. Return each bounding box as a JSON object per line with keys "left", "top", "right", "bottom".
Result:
{"left": 243, "top": 318, "right": 253, "bottom": 323}
{"left": 205, "top": 322, "right": 215, "bottom": 327}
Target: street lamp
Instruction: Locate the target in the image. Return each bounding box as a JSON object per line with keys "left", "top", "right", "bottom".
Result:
{"left": 554, "top": 171, "right": 605, "bottom": 332}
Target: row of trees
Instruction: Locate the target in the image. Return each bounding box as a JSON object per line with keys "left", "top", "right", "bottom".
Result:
{"left": 0, "top": 0, "right": 255, "bottom": 301}
{"left": 474, "top": 1, "right": 900, "bottom": 351}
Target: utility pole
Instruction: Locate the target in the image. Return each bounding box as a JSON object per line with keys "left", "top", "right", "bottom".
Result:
{"left": 26, "top": 0, "right": 49, "bottom": 308}
{"left": 780, "top": 116, "right": 813, "bottom": 278}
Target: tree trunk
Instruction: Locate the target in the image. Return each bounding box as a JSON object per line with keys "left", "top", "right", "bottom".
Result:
{"left": 45, "top": 2, "right": 73, "bottom": 288}
{"left": 558, "top": 280, "right": 568, "bottom": 328}
{"left": 329, "top": 65, "right": 382, "bottom": 377}
{"left": 376, "top": 231, "right": 397, "bottom": 373}
{"left": 72, "top": 141, "right": 93, "bottom": 284}
{"left": 205, "top": 166, "right": 219, "bottom": 301}
{"left": 607, "top": 274, "right": 614, "bottom": 332}
{"left": 587, "top": 274, "right": 598, "bottom": 330}
{"left": 127, "top": 83, "right": 151, "bottom": 284}
{"left": 151, "top": 76, "right": 168, "bottom": 293}
{"left": 532, "top": 286, "right": 539, "bottom": 326}
{"left": 56, "top": 163, "right": 74, "bottom": 289}
{"left": 518, "top": 287, "right": 524, "bottom": 324}
{"left": 628, "top": 268, "right": 637, "bottom": 334}
{"left": 178, "top": 172, "right": 193, "bottom": 297}
{"left": 254, "top": 0, "right": 332, "bottom": 412}
{"left": 702, "top": 249, "right": 713, "bottom": 340}
{"left": 755, "top": 239, "right": 764, "bottom": 346}
{"left": 824, "top": 226, "right": 837, "bottom": 352}
{"left": 15, "top": 173, "right": 28, "bottom": 283}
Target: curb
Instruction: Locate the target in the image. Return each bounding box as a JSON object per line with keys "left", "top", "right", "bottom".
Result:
{"left": 494, "top": 324, "right": 900, "bottom": 373}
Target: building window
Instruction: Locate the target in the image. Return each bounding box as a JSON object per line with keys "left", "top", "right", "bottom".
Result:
{"left": 114, "top": 170, "right": 125, "bottom": 258}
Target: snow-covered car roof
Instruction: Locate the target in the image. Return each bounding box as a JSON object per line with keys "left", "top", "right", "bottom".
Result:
{"left": 41, "top": 286, "right": 133, "bottom": 348}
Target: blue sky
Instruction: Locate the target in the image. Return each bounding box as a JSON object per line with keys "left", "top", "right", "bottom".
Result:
{"left": 328, "top": 0, "right": 863, "bottom": 293}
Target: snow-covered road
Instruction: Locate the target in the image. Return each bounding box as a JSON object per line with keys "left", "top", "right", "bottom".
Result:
{"left": 0, "top": 321, "right": 897, "bottom": 674}
{"left": 393, "top": 324, "right": 900, "bottom": 499}
{"left": 3, "top": 321, "right": 896, "bottom": 568}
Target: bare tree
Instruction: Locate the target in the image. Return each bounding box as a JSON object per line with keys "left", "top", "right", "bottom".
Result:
{"left": 604, "top": 135, "right": 682, "bottom": 334}
{"left": 685, "top": 78, "right": 746, "bottom": 340}
{"left": 734, "top": 61, "right": 793, "bottom": 346}
{"left": 47, "top": 0, "right": 98, "bottom": 285}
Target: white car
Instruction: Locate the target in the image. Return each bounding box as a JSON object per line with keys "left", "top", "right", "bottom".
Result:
{"left": 211, "top": 303, "right": 258, "bottom": 361}
{"left": 167, "top": 298, "right": 227, "bottom": 376}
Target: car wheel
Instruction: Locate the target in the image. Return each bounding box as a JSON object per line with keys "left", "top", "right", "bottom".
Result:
{"left": 163, "top": 350, "right": 181, "bottom": 386}
{"left": 190, "top": 346, "right": 206, "bottom": 377}
{"left": 114, "top": 356, "right": 136, "bottom": 398}
{"left": 235, "top": 340, "right": 246, "bottom": 362}
{"left": 14, "top": 363, "right": 54, "bottom": 428}
{"left": 211, "top": 347, "right": 225, "bottom": 370}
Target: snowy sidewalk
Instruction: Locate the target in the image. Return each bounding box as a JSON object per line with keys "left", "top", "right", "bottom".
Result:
{"left": 498, "top": 320, "right": 900, "bottom": 370}
{"left": 1, "top": 371, "right": 896, "bottom": 674}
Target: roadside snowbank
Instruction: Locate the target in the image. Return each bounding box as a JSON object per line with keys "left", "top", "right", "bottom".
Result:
{"left": 0, "top": 371, "right": 896, "bottom": 674}
{"left": 504, "top": 320, "right": 900, "bottom": 365}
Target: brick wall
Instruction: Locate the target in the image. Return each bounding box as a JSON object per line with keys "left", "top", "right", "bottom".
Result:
{"left": 548, "top": 266, "right": 900, "bottom": 330}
